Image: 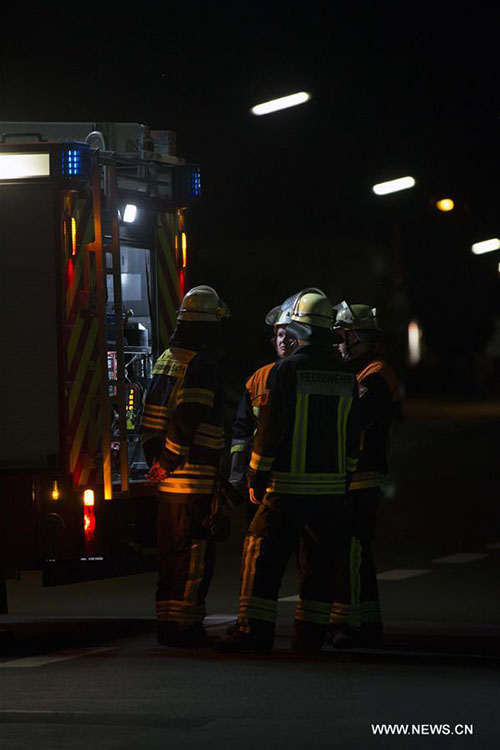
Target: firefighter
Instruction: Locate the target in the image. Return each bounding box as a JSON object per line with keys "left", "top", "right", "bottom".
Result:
{"left": 215, "top": 289, "right": 361, "bottom": 654}
{"left": 229, "top": 293, "right": 300, "bottom": 523}
{"left": 140, "top": 285, "right": 230, "bottom": 647}
{"left": 329, "top": 301, "right": 400, "bottom": 648}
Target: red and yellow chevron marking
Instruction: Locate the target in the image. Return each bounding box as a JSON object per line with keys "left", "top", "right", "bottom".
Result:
{"left": 63, "top": 191, "right": 103, "bottom": 488}
{"left": 156, "top": 210, "right": 182, "bottom": 351}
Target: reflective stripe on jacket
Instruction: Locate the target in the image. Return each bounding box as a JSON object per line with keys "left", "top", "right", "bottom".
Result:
{"left": 248, "top": 343, "right": 360, "bottom": 497}
{"left": 350, "top": 357, "right": 399, "bottom": 491}
{"left": 229, "top": 361, "right": 276, "bottom": 487}
{"left": 140, "top": 346, "right": 225, "bottom": 494}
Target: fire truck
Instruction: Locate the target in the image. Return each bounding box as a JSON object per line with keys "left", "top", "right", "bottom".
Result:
{"left": 0, "top": 122, "right": 201, "bottom": 610}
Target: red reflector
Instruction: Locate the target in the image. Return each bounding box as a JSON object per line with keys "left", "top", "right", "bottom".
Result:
{"left": 84, "top": 505, "right": 96, "bottom": 540}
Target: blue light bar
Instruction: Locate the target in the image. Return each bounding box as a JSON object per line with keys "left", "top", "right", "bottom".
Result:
{"left": 189, "top": 167, "right": 201, "bottom": 197}
{"left": 61, "top": 145, "right": 86, "bottom": 177}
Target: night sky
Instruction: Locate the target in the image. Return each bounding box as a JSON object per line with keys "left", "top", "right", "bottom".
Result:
{"left": 2, "top": 1, "right": 499, "bottom": 392}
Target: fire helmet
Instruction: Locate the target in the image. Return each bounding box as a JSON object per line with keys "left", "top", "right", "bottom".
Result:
{"left": 333, "top": 301, "right": 384, "bottom": 342}
{"left": 177, "top": 285, "right": 231, "bottom": 322}
{"left": 264, "top": 289, "right": 319, "bottom": 327}
{"left": 290, "top": 288, "right": 333, "bottom": 329}
{"left": 284, "top": 288, "right": 338, "bottom": 341}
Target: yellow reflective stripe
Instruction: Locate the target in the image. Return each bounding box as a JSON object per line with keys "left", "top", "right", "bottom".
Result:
{"left": 193, "top": 434, "right": 225, "bottom": 450}
{"left": 291, "top": 393, "right": 308, "bottom": 473}
{"left": 266, "top": 471, "right": 347, "bottom": 494}
{"left": 197, "top": 422, "right": 224, "bottom": 437}
{"left": 158, "top": 478, "right": 215, "bottom": 493}
{"left": 300, "top": 394, "right": 309, "bottom": 472}
{"left": 346, "top": 456, "right": 358, "bottom": 472}
{"left": 342, "top": 397, "right": 352, "bottom": 471}
{"left": 249, "top": 452, "right": 274, "bottom": 471}
{"left": 295, "top": 599, "right": 331, "bottom": 625}
{"left": 230, "top": 443, "right": 246, "bottom": 454}
{"left": 175, "top": 463, "right": 217, "bottom": 476}
{"left": 239, "top": 536, "right": 264, "bottom": 631}
{"left": 141, "top": 415, "right": 168, "bottom": 430}
{"left": 144, "top": 404, "right": 169, "bottom": 415}
{"left": 239, "top": 595, "right": 277, "bottom": 623}
{"left": 176, "top": 388, "right": 214, "bottom": 408}
{"left": 252, "top": 406, "right": 260, "bottom": 417}
{"left": 164, "top": 437, "right": 190, "bottom": 455}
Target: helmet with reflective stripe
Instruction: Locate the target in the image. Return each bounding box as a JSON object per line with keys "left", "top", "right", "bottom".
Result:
{"left": 289, "top": 288, "right": 333, "bottom": 329}
{"left": 177, "top": 285, "right": 231, "bottom": 322}
{"left": 333, "top": 300, "right": 384, "bottom": 342}
{"left": 334, "top": 301, "right": 383, "bottom": 331}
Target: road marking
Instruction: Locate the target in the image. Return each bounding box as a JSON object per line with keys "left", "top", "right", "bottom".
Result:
{"left": 376, "top": 569, "right": 431, "bottom": 581}
{"left": 431, "top": 553, "right": 488, "bottom": 564}
{"left": 279, "top": 594, "right": 300, "bottom": 602}
{"left": 203, "top": 614, "right": 236, "bottom": 628}
{"left": 485, "top": 542, "right": 500, "bottom": 550}
{"left": 0, "top": 647, "right": 115, "bottom": 669}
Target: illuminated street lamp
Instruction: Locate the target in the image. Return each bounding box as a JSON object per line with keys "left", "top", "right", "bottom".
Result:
{"left": 436, "top": 198, "right": 455, "bottom": 212}
{"left": 251, "top": 91, "right": 311, "bottom": 116}
{"left": 372, "top": 176, "right": 416, "bottom": 195}
{"left": 471, "top": 238, "right": 500, "bottom": 255}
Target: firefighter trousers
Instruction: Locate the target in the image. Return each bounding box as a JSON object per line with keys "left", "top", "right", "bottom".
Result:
{"left": 156, "top": 492, "right": 215, "bottom": 632}
{"left": 237, "top": 497, "right": 354, "bottom": 646}
{"left": 330, "top": 487, "right": 382, "bottom": 630}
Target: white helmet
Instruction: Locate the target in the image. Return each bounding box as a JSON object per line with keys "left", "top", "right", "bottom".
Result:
{"left": 290, "top": 288, "right": 333, "bottom": 329}
{"left": 177, "top": 285, "right": 231, "bottom": 322}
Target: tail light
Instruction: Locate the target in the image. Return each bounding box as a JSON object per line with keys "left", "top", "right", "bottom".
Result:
{"left": 83, "top": 489, "right": 96, "bottom": 541}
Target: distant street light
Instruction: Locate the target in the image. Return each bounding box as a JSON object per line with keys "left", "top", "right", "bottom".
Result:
{"left": 436, "top": 198, "right": 455, "bottom": 212}
{"left": 471, "top": 238, "right": 500, "bottom": 255}
{"left": 372, "top": 176, "right": 416, "bottom": 195}
{"left": 251, "top": 91, "right": 311, "bottom": 116}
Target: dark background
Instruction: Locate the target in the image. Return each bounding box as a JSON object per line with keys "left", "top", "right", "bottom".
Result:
{"left": 2, "top": 0, "right": 499, "bottom": 395}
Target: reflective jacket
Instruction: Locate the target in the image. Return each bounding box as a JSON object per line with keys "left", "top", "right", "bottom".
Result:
{"left": 248, "top": 343, "right": 360, "bottom": 497}
{"left": 140, "top": 346, "right": 226, "bottom": 495}
{"left": 350, "top": 356, "right": 399, "bottom": 491}
{"left": 229, "top": 361, "right": 275, "bottom": 488}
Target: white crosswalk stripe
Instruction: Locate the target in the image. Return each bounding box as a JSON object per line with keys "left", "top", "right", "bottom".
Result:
{"left": 431, "top": 553, "right": 487, "bottom": 564}
{"left": 0, "top": 647, "right": 115, "bottom": 669}
{"left": 376, "top": 569, "right": 431, "bottom": 581}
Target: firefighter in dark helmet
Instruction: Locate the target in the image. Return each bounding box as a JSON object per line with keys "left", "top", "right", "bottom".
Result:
{"left": 216, "top": 289, "right": 360, "bottom": 654}
{"left": 140, "top": 285, "right": 230, "bottom": 648}
{"left": 329, "top": 301, "right": 399, "bottom": 648}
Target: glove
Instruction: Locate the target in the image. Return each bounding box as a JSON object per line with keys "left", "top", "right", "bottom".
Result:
{"left": 147, "top": 460, "right": 169, "bottom": 484}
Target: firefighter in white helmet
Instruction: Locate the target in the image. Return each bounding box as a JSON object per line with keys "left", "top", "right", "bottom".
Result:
{"left": 229, "top": 293, "right": 306, "bottom": 524}
{"left": 140, "top": 285, "right": 230, "bottom": 647}
{"left": 216, "top": 289, "right": 361, "bottom": 654}
{"left": 329, "top": 300, "right": 400, "bottom": 648}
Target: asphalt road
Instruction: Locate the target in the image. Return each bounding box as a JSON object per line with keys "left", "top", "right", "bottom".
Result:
{"left": 1, "top": 401, "right": 499, "bottom": 749}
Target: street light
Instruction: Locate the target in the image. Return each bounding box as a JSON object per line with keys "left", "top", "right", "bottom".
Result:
{"left": 436, "top": 198, "right": 455, "bottom": 212}
{"left": 372, "top": 176, "right": 416, "bottom": 195}
{"left": 250, "top": 92, "right": 311, "bottom": 116}
{"left": 471, "top": 238, "right": 500, "bottom": 255}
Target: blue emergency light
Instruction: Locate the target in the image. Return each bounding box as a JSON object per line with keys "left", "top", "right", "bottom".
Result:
{"left": 188, "top": 166, "right": 201, "bottom": 198}
{"left": 60, "top": 143, "right": 90, "bottom": 179}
